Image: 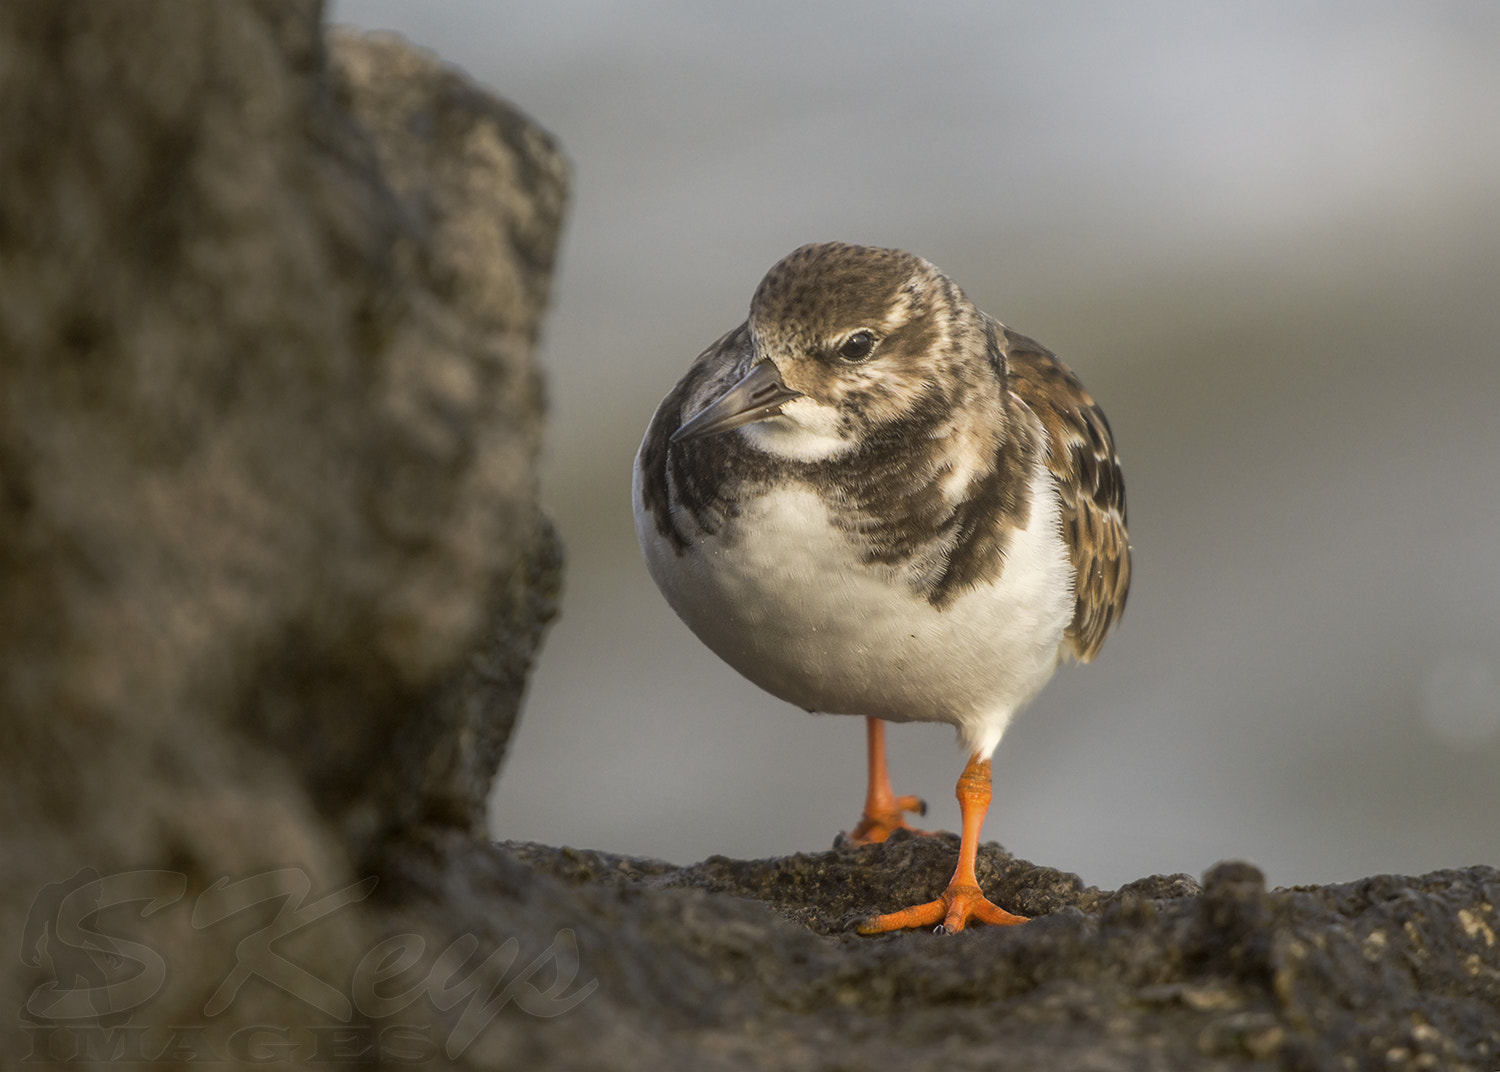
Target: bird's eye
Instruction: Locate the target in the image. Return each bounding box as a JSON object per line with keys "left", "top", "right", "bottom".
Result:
{"left": 837, "top": 330, "right": 877, "bottom": 362}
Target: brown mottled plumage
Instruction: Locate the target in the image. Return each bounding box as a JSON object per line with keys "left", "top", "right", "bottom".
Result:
{"left": 1002, "top": 325, "right": 1130, "bottom": 659}
{"left": 633, "top": 242, "right": 1131, "bottom": 934}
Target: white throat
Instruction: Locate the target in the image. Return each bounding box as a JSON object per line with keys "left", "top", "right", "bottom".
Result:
{"left": 737, "top": 396, "right": 852, "bottom": 462}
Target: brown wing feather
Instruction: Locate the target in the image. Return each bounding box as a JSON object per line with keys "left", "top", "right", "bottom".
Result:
{"left": 1000, "top": 325, "right": 1130, "bottom": 661}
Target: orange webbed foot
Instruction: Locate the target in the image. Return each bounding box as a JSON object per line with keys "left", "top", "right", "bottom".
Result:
{"left": 856, "top": 882, "right": 1028, "bottom": 935}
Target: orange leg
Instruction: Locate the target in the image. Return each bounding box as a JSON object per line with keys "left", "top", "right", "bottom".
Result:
{"left": 847, "top": 717, "right": 931, "bottom": 845}
{"left": 857, "top": 752, "right": 1028, "bottom": 934}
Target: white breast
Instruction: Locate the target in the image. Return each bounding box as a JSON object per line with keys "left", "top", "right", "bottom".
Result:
{"left": 633, "top": 455, "right": 1076, "bottom": 759}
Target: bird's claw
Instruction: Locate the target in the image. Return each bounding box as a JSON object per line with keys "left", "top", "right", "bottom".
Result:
{"left": 847, "top": 793, "right": 935, "bottom": 845}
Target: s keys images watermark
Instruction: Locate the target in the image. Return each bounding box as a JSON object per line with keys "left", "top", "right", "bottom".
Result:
{"left": 18, "top": 866, "right": 598, "bottom": 1063}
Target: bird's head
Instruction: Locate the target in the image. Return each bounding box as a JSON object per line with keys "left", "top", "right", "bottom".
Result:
{"left": 673, "top": 242, "right": 1001, "bottom": 461}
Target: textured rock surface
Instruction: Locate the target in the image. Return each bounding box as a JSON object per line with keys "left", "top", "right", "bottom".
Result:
{"left": 492, "top": 839, "right": 1500, "bottom": 1071}
{"left": 1, "top": 0, "right": 566, "bottom": 1065}
{"left": 322, "top": 25, "right": 568, "bottom": 847}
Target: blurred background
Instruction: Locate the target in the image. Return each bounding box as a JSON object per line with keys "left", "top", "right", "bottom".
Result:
{"left": 330, "top": 1, "right": 1500, "bottom": 891}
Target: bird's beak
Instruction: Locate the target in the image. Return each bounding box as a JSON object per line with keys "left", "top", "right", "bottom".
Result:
{"left": 671, "top": 359, "right": 804, "bottom": 443}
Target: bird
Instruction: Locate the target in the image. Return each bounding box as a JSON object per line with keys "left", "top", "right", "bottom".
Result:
{"left": 632, "top": 242, "right": 1130, "bottom": 934}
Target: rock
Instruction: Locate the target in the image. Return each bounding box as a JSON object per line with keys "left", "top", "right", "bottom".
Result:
{"left": 321, "top": 25, "right": 569, "bottom": 848}
{"left": 0, "top": 0, "right": 566, "bottom": 1064}
{"left": 495, "top": 839, "right": 1500, "bottom": 1071}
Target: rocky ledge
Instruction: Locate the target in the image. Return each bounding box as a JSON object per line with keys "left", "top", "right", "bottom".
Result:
{"left": 458, "top": 835, "right": 1499, "bottom": 1070}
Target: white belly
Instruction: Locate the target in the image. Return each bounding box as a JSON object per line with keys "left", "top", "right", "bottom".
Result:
{"left": 634, "top": 465, "right": 1075, "bottom": 758}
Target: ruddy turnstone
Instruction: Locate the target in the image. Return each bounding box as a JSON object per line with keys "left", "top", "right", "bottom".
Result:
{"left": 633, "top": 242, "right": 1130, "bottom": 933}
